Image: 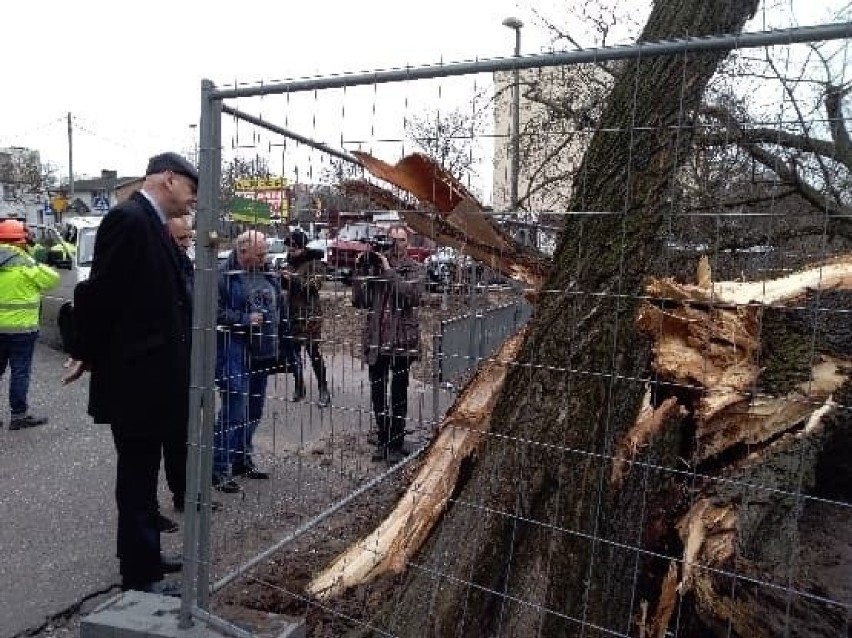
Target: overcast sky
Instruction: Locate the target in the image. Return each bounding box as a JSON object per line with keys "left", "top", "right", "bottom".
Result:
{"left": 0, "top": 0, "right": 845, "bottom": 196}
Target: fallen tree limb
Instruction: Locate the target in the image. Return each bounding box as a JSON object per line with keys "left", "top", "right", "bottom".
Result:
{"left": 350, "top": 150, "right": 552, "bottom": 289}
{"left": 307, "top": 329, "right": 527, "bottom": 600}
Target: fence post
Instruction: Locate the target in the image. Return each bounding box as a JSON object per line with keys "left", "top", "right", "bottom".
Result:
{"left": 179, "top": 79, "right": 222, "bottom": 629}
{"left": 432, "top": 329, "right": 442, "bottom": 431}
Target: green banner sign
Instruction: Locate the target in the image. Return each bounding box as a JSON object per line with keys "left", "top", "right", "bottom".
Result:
{"left": 229, "top": 196, "right": 272, "bottom": 224}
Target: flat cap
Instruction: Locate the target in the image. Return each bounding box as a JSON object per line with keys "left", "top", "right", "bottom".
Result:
{"left": 145, "top": 152, "right": 198, "bottom": 185}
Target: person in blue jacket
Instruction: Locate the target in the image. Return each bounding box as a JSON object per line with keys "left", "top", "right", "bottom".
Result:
{"left": 213, "top": 230, "right": 281, "bottom": 492}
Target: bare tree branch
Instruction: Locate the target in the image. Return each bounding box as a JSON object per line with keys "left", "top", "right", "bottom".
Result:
{"left": 745, "top": 141, "right": 852, "bottom": 224}
{"left": 825, "top": 83, "right": 852, "bottom": 155}
{"left": 765, "top": 55, "right": 845, "bottom": 205}
{"left": 685, "top": 187, "right": 799, "bottom": 212}
{"left": 699, "top": 115, "right": 847, "bottom": 169}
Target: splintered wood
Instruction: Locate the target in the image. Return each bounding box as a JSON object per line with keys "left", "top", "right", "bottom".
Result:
{"left": 307, "top": 329, "right": 527, "bottom": 600}
{"left": 627, "top": 255, "right": 852, "bottom": 465}
{"left": 620, "top": 255, "right": 851, "bottom": 636}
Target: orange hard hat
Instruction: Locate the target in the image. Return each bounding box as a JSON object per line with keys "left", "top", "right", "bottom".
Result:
{"left": 0, "top": 219, "right": 27, "bottom": 243}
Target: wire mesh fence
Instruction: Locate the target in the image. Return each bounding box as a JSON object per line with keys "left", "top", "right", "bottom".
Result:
{"left": 180, "top": 17, "right": 852, "bottom": 638}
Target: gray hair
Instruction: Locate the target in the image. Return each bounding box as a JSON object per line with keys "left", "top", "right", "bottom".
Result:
{"left": 234, "top": 230, "right": 265, "bottom": 251}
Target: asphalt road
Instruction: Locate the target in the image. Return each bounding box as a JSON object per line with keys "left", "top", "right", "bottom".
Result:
{"left": 0, "top": 342, "right": 117, "bottom": 638}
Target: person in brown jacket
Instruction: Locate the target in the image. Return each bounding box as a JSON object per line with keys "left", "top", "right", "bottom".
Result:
{"left": 282, "top": 229, "right": 330, "bottom": 407}
{"left": 352, "top": 225, "right": 424, "bottom": 463}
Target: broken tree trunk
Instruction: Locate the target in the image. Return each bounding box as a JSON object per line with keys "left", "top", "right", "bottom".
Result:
{"left": 630, "top": 256, "right": 852, "bottom": 637}
{"left": 329, "top": 2, "right": 775, "bottom": 636}
{"left": 347, "top": 153, "right": 551, "bottom": 290}
{"left": 313, "top": 255, "right": 850, "bottom": 638}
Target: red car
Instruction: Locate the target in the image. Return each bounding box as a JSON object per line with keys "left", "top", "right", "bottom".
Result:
{"left": 325, "top": 230, "right": 434, "bottom": 283}
{"left": 405, "top": 245, "right": 435, "bottom": 263}
{"left": 325, "top": 236, "right": 370, "bottom": 283}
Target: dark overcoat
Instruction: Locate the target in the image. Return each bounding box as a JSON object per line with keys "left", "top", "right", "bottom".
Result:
{"left": 72, "top": 191, "right": 191, "bottom": 437}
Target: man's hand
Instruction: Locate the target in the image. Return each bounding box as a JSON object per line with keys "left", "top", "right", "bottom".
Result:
{"left": 62, "top": 358, "right": 90, "bottom": 385}
{"left": 248, "top": 312, "right": 264, "bottom": 326}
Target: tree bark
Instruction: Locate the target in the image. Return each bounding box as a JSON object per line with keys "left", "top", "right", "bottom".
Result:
{"left": 374, "top": 2, "right": 762, "bottom": 636}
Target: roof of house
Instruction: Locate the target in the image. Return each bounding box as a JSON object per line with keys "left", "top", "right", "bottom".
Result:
{"left": 69, "top": 176, "right": 143, "bottom": 192}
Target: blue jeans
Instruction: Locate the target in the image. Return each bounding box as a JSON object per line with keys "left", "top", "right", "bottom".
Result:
{"left": 0, "top": 331, "right": 38, "bottom": 416}
{"left": 213, "top": 347, "right": 270, "bottom": 479}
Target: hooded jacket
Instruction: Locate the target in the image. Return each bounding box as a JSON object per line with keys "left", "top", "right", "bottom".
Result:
{"left": 283, "top": 247, "right": 327, "bottom": 340}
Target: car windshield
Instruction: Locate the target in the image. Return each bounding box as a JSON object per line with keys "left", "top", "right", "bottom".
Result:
{"left": 267, "top": 238, "right": 287, "bottom": 253}
{"left": 77, "top": 228, "right": 98, "bottom": 266}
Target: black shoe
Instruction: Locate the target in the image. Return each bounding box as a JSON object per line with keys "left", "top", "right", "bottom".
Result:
{"left": 371, "top": 448, "right": 387, "bottom": 463}
{"left": 390, "top": 443, "right": 412, "bottom": 456}
{"left": 291, "top": 387, "right": 306, "bottom": 402}
{"left": 317, "top": 387, "right": 331, "bottom": 408}
{"left": 157, "top": 513, "right": 179, "bottom": 534}
{"left": 244, "top": 467, "right": 270, "bottom": 479}
{"left": 386, "top": 448, "right": 407, "bottom": 464}
{"left": 212, "top": 477, "right": 241, "bottom": 494}
{"left": 160, "top": 553, "right": 182, "bottom": 574}
{"left": 9, "top": 414, "right": 48, "bottom": 430}
{"left": 125, "top": 580, "right": 182, "bottom": 597}
{"left": 175, "top": 499, "right": 223, "bottom": 512}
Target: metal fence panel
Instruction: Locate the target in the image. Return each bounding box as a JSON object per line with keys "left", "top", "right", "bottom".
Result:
{"left": 439, "top": 302, "right": 531, "bottom": 384}
{"left": 176, "top": 20, "right": 852, "bottom": 637}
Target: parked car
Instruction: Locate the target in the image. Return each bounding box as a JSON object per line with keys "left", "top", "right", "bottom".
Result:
{"left": 265, "top": 236, "right": 288, "bottom": 270}
{"left": 424, "top": 247, "right": 484, "bottom": 290}
{"left": 36, "top": 216, "right": 103, "bottom": 352}
{"left": 306, "top": 238, "right": 329, "bottom": 265}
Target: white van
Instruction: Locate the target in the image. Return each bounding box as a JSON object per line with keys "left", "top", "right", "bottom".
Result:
{"left": 37, "top": 216, "right": 103, "bottom": 351}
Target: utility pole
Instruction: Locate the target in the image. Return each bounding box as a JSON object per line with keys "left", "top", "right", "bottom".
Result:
{"left": 67, "top": 112, "right": 74, "bottom": 199}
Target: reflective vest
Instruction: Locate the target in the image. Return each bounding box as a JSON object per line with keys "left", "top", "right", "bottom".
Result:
{"left": 0, "top": 244, "right": 60, "bottom": 333}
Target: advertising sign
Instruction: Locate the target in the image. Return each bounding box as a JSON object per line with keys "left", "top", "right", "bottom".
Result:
{"left": 234, "top": 176, "right": 289, "bottom": 220}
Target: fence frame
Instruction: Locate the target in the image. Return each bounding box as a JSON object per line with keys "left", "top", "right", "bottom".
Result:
{"left": 179, "top": 21, "right": 852, "bottom": 633}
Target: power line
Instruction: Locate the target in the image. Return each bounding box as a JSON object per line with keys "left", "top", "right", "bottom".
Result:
{"left": 0, "top": 115, "right": 66, "bottom": 146}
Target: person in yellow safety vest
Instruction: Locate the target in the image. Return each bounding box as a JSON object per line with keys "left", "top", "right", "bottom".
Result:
{"left": 47, "top": 238, "right": 74, "bottom": 267}
{"left": 0, "top": 219, "right": 60, "bottom": 430}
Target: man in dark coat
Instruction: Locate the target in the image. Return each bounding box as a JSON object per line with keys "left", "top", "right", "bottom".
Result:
{"left": 352, "top": 225, "right": 423, "bottom": 464}
{"left": 64, "top": 152, "right": 196, "bottom": 595}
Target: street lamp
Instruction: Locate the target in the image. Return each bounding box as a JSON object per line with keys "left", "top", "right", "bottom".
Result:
{"left": 188, "top": 123, "right": 199, "bottom": 166}
{"left": 502, "top": 16, "right": 523, "bottom": 211}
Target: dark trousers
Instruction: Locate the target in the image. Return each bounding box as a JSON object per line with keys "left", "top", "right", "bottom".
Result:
{"left": 0, "top": 331, "right": 38, "bottom": 416}
{"left": 368, "top": 354, "right": 411, "bottom": 450}
{"left": 111, "top": 425, "right": 162, "bottom": 588}
{"left": 296, "top": 337, "right": 327, "bottom": 390}
{"left": 162, "top": 422, "right": 187, "bottom": 509}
